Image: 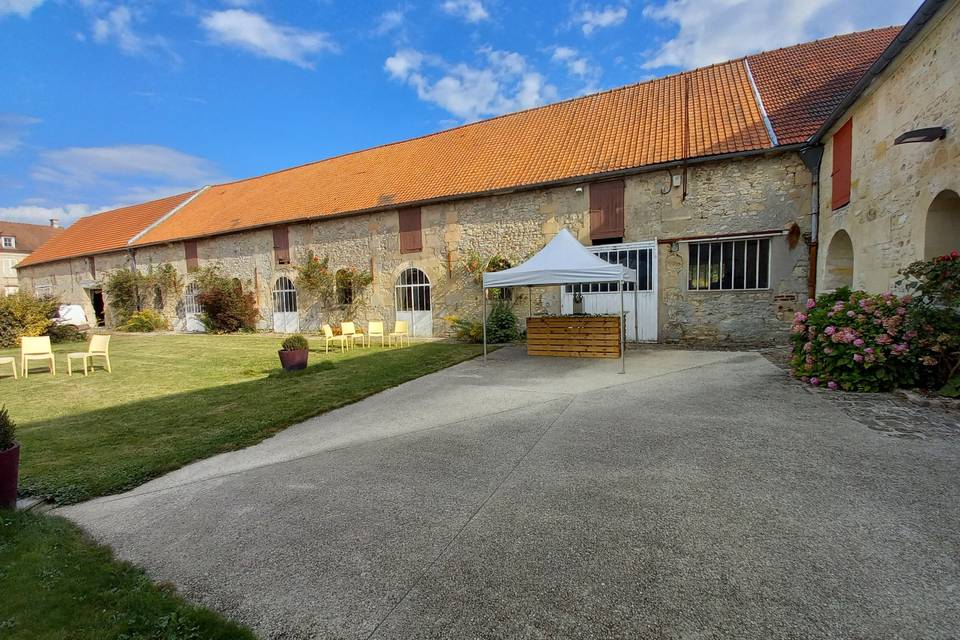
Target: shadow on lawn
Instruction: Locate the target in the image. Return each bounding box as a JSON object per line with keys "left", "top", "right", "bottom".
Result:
{"left": 17, "top": 342, "right": 482, "bottom": 505}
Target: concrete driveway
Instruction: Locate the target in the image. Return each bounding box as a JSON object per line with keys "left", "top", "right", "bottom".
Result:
{"left": 60, "top": 347, "right": 960, "bottom": 639}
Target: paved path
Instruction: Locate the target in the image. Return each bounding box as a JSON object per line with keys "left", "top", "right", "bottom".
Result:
{"left": 60, "top": 348, "right": 960, "bottom": 639}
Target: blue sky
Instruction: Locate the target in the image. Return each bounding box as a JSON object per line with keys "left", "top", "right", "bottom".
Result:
{"left": 0, "top": 0, "right": 918, "bottom": 226}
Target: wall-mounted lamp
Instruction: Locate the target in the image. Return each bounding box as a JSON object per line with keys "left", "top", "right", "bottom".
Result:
{"left": 894, "top": 127, "right": 946, "bottom": 144}
{"left": 575, "top": 186, "right": 584, "bottom": 193}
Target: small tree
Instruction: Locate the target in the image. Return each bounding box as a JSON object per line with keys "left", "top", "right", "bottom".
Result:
{"left": 0, "top": 406, "right": 15, "bottom": 451}
{"left": 194, "top": 266, "right": 259, "bottom": 333}
{"left": 0, "top": 291, "right": 59, "bottom": 348}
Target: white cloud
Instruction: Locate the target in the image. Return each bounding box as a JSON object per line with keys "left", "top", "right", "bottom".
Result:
{"left": 90, "top": 5, "right": 178, "bottom": 62}
{"left": 578, "top": 4, "right": 627, "bottom": 35}
{"left": 385, "top": 47, "right": 557, "bottom": 121}
{"left": 0, "top": 113, "right": 41, "bottom": 154}
{"left": 440, "top": 0, "right": 489, "bottom": 23}
{"left": 31, "top": 144, "right": 223, "bottom": 188}
{"left": 551, "top": 46, "right": 592, "bottom": 78}
{"left": 0, "top": 203, "right": 100, "bottom": 226}
{"left": 374, "top": 8, "right": 406, "bottom": 36}
{"left": 642, "top": 0, "right": 917, "bottom": 69}
{"left": 0, "top": 0, "right": 44, "bottom": 18}
{"left": 201, "top": 9, "right": 338, "bottom": 69}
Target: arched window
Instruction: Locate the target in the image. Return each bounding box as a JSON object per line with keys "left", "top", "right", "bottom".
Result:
{"left": 824, "top": 230, "right": 854, "bottom": 291}
{"left": 184, "top": 282, "right": 202, "bottom": 316}
{"left": 395, "top": 268, "right": 431, "bottom": 312}
{"left": 924, "top": 189, "right": 960, "bottom": 260}
{"left": 336, "top": 269, "right": 353, "bottom": 306}
{"left": 273, "top": 276, "right": 298, "bottom": 313}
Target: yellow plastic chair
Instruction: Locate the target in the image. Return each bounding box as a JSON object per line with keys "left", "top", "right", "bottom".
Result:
{"left": 321, "top": 324, "right": 349, "bottom": 353}
{"left": 21, "top": 336, "right": 55, "bottom": 377}
{"left": 340, "top": 321, "right": 365, "bottom": 348}
{"left": 389, "top": 320, "right": 410, "bottom": 347}
{"left": 68, "top": 334, "right": 112, "bottom": 376}
{"left": 0, "top": 356, "right": 17, "bottom": 380}
{"left": 366, "top": 321, "right": 386, "bottom": 347}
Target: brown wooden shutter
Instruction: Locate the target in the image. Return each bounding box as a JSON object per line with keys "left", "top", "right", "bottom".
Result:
{"left": 273, "top": 226, "right": 290, "bottom": 264}
{"left": 398, "top": 207, "right": 423, "bottom": 253}
{"left": 589, "top": 180, "right": 625, "bottom": 241}
{"left": 831, "top": 119, "right": 852, "bottom": 210}
{"left": 184, "top": 240, "right": 199, "bottom": 272}
{"left": 89, "top": 256, "right": 96, "bottom": 277}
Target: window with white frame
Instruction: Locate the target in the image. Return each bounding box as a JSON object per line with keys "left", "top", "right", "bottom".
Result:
{"left": 35, "top": 284, "right": 53, "bottom": 296}
{"left": 688, "top": 237, "right": 771, "bottom": 291}
{"left": 1, "top": 236, "right": 14, "bottom": 249}
{"left": 2, "top": 257, "right": 17, "bottom": 276}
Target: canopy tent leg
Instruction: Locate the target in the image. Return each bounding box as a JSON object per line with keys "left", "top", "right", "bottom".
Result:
{"left": 482, "top": 289, "right": 488, "bottom": 363}
{"left": 619, "top": 279, "right": 625, "bottom": 374}
{"left": 528, "top": 286, "right": 532, "bottom": 328}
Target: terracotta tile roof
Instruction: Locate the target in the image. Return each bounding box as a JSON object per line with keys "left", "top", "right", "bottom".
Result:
{"left": 747, "top": 27, "right": 901, "bottom": 145}
{"left": 134, "top": 59, "right": 769, "bottom": 245}
{"left": 0, "top": 220, "right": 63, "bottom": 254}
{"left": 17, "top": 191, "right": 197, "bottom": 267}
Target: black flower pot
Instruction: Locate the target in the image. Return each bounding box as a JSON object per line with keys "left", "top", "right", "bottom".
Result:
{"left": 0, "top": 443, "right": 19, "bottom": 509}
{"left": 278, "top": 349, "right": 309, "bottom": 372}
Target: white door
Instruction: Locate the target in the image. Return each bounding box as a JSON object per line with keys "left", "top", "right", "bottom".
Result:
{"left": 184, "top": 282, "right": 206, "bottom": 333}
{"left": 272, "top": 276, "right": 300, "bottom": 333}
{"left": 395, "top": 268, "right": 432, "bottom": 337}
{"left": 561, "top": 241, "right": 658, "bottom": 342}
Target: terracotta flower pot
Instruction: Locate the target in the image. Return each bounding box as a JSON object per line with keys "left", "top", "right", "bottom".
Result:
{"left": 0, "top": 443, "right": 19, "bottom": 509}
{"left": 278, "top": 349, "right": 309, "bottom": 372}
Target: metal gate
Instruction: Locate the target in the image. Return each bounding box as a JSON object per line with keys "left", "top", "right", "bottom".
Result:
{"left": 395, "top": 267, "right": 432, "bottom": 337}
{"left": 184, "top": 282, "right": 205, "bottom": 333}
{"left": 272, "top": 276, "right": 300, "bottom": 333}
{"left": 561, "top": 241, "right": 658, "bottom": 341}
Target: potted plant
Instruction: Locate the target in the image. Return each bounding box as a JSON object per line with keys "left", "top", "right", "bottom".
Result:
{"left": 278, "top": 334, "right": 310, "bottom": 371}
{"left": 0, "top": 406, "right": 18, "bottom": 509}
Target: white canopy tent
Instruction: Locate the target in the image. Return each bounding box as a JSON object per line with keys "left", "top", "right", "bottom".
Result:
{"left": 481, "top": 228, "right": 637, "bottom": 373}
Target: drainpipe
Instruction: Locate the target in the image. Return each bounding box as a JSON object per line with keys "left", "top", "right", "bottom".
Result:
{"left": 799, "top": 145, "right": 824, "bottom": 300}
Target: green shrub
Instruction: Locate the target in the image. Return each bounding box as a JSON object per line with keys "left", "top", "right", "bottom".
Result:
{"left": 898, "top": 251, "right": 960, "bottom": 391}
{"left": 47, "top": 323, "right": 88, "bottom": 343}
{"left": 445, "top": 315, "right": 483, "bottom": 343}
{"left": 0, "top": 406, "right": 15, "bottom": 451}
{"left": 0, "top": 292, "right": 59, "bottom": 348}
{"left": 104, "top": 264, "right": 182, "bottom": 325}
{"left": 119, "top": 310, "right": 169, "bottom": 333}
{"left": 194, "top": 266, "right": 259, "bottom": 333}
{"left": 280, "top": 334, "right": 309, "bottom": 351}
{"left": 486, "top": 302, "right": 519, "bottom": 344}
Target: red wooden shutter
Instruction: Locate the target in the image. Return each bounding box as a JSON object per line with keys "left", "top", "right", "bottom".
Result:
{"left": 273, "top": 226, "right": 290, "bottom": 264}
{"left": 184, "top": 240, "right": 199, "bottom": 272}
{"left": 831, "top": 119, "right": 852, "bottom": 210}
{"left": 589, "top": 180, "right": 625, "bottom": 241}
{"left": 399, "top": 207, "right": 422, "bottom": 253}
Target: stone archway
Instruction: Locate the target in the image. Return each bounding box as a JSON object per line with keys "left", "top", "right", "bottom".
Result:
{"left": 924, "top": 189, "right": 960, "bottom": 259}
{"left": 824, "top": 230, "right": 854, "bottom": 290}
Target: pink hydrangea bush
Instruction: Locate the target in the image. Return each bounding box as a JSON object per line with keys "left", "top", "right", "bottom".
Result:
{"left": 790, "top": 288, "right": 918, "bottom": 392}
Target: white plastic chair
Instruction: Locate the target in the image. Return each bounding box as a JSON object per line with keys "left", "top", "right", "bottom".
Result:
{"left": 21, "top": 336, "right": 55, "bottom": 377}
{"left": 321, "top": 324, "right": 349, "bottom": 353}
{"left": 388, "top": 320, "right": 410, "bottom": 347}
{"left": 366, "top": 321, "right": 386, "bottom": 347}
{"left": 68, "top": 334, "right": 112, "bottom": 376}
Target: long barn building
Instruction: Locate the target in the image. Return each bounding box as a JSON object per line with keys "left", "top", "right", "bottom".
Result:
{"left": 15, "top": 6, "right": 959, "bottom": 344}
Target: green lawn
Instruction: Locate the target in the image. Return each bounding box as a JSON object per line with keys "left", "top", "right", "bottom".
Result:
{"left": 0, "top": 333, "right": 482, "bottom": 504}
{"left": 0, "top": 510, "right": 256, "bottom": 640}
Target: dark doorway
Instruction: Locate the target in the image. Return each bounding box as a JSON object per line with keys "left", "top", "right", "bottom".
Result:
{"left": 90, "top": 289, "right": 105, "bottom": 326}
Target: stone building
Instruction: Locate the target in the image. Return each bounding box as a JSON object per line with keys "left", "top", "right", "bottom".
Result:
{"left": 0, "top": 219, "right": 62, "bottom": 295}
{"left": 17, "top": 27, "right": 912, "bottom": 345}
{"left": 815, "top": 0, "right": 960, "bottom": 293}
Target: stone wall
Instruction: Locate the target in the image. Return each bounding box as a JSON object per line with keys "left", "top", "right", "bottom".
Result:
{"left": 817, "top": 0, "right": 960, "bottom": 294}
{"left": 17, "top": 151, "right": 811, "bottom": 345}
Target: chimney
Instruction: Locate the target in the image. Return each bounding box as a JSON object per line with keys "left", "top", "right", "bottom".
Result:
{"left": 50, "top": 218, "right": 60, "bottom": 228}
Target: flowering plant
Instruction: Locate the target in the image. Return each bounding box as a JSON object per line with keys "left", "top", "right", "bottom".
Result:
{"left": 790, "top": 288, "right": 918, "bottom": 392}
